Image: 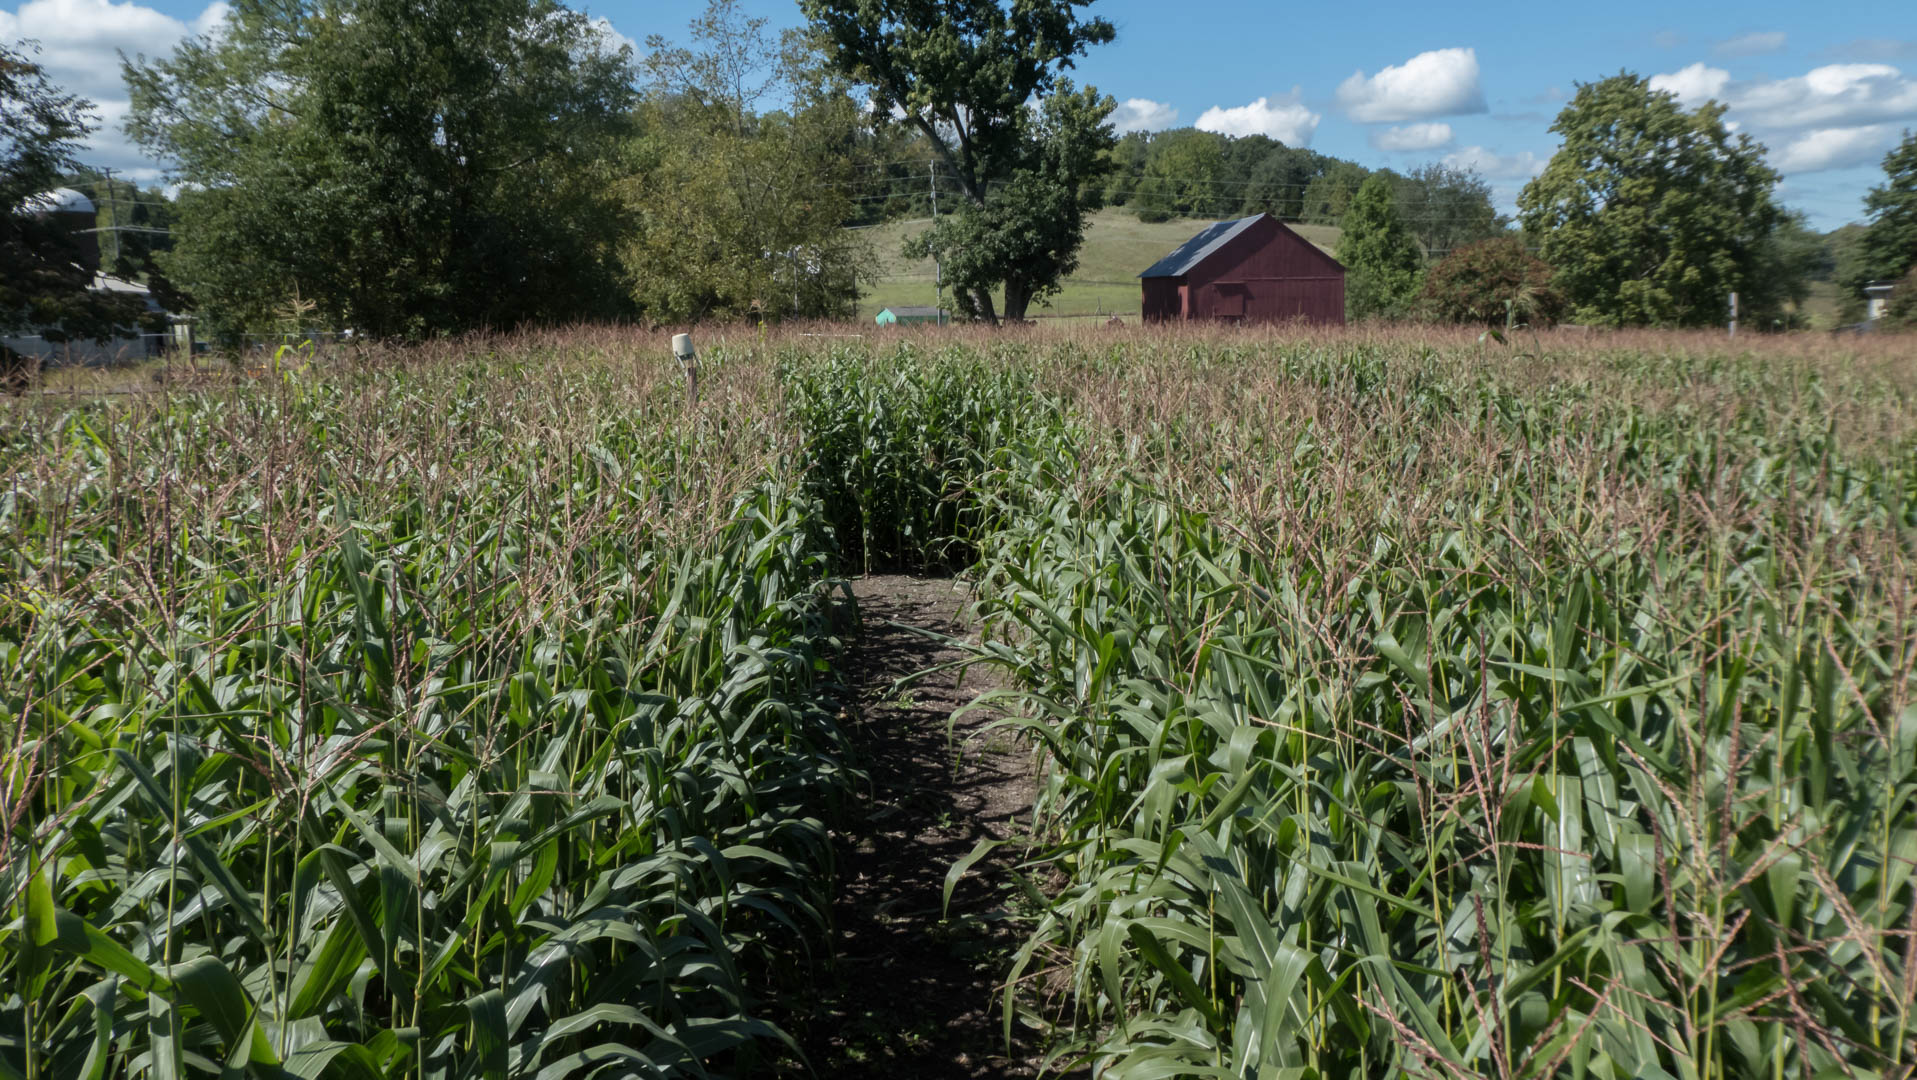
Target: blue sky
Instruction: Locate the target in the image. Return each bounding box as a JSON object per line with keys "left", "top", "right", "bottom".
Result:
{"left": 10, "top": 0, "right": 1916, "bottom": 229}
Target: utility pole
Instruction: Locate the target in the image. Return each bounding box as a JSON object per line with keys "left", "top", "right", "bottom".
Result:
{"left": 929, "top": 162, "right": 943, "bottom": 325}
{"left": 101, "top": 167, "right": 118, "bottom": 272}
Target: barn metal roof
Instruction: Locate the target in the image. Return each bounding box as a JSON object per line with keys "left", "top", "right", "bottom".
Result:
{"left": 21, "top": 187, "right": 96, "bottom": 215}
{"left": 1138, "top": 213, "right": 1268, "bottom": 279}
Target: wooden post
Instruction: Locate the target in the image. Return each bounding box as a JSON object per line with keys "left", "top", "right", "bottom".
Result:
{"left": 672, "top": 333, "right": 698, "bottom": 408}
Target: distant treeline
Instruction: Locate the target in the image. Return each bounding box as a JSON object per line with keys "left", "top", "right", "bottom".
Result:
{"left": 843, "top": 127, "right": 1511, "bottom": 261}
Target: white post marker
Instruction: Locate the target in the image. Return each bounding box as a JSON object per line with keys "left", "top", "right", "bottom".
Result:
{"left": 1728, "top": 292, "right": 1738, "bottom": 339}
{"left": 672, "top": 333, "right": 698, "bottom": 407}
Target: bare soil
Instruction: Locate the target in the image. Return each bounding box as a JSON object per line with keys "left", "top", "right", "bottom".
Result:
{"left": 773, "top": 574, "right": 1059, "bottom": 1078}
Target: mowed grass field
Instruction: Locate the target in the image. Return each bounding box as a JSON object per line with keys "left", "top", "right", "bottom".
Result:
{"left": 4, "top": 324, "right": 1914, "bottom": 1079}
{"left": 855, "top": 211, "right": 1856, "bottom": 329}
{"left": 855, "top": 208, "right": 1342, "bottom": 321}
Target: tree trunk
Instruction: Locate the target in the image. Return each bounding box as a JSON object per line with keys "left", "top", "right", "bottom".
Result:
{"left": 1001, "top": 277, "right": 1031, "bottom": 324}
{"left": 967, "top": 285, "right": 999, "bottom": 327}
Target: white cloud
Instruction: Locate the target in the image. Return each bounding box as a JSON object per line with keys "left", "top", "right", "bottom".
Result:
{"left": 1771, "top": 124, "right": 1898, "bottom": 172}
{"left": 1650, "top": 62, "right": 1733, "bottom": 106}
{"left": 1336, "top": 47, "right": 1487, "bottom": 123}
{"left": 1648, "top": 57, "right": 1917, "bottom": 180}
{"left": 192, "top": 1, "right": 230, "bottom": 38}
{"left": 1653, "top": 61, "right": 1917, "bottom": 130}
{"left": 1715, "top": 31, "right": 1786, "bottom": 58}
{"left": 1370, "top": 122, "right": 1454, "bottom": 152}
{"left": 1653, "top": 30, "right": 1686, "bottom": 50}
{"left": 1647, "top": 59, "right": 1917, "bottom": 175}
{"left": 1109, "top": 98, "right": 1179, "bottom": 134}
{"left": 1730, "top": 63, "right": 1917, "bottom": 129}
{"left": 0, "top": 0, "right": 219, "bottom": 100}
{"left": 1195, "top": 94, "right": 1320, "bottom": 146}
{"left": 1442, "top": 145, "right": 1547, "bottom": 180}
{"left": 586, "top": 15, "right": 635, "bottom": 57}
{"left": 0, "top": 0, "right": 231, "bottom": 174}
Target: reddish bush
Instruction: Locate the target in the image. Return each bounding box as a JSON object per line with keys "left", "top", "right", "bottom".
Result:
{"left": 1420, "top": 237, "right": 1566, "bottom": 327}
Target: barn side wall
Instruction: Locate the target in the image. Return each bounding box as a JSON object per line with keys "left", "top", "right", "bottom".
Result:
{"left": 1140, "top": 277, "right": 1183, "bottom": 323}
{"left": 1185, "top": 218, "right": 1346, "bottom": 325}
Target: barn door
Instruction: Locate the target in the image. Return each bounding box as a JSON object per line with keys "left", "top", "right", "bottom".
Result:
{"left": 1216, "top": 284, "right": 1248, "bottom": 321}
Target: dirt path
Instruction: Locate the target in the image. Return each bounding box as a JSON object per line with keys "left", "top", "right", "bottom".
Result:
{"left": 776, "top": 574, "right": 1055, "bottom": 1078}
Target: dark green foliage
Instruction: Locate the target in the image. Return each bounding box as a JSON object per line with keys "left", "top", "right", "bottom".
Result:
{"left": 903, "top": 82, "right": 1115, "bottom": 322}
{"left": 1519, "top": 73, "right": 1783, "bottom": 327}
{"left": 1419, "top": 236, "right": 1564, "bottom": 325}
{"left": 1884, "top": 265, "right": 1917, "bottom": 326}
{"left": 1338, "top": 173, "right": 1424, "bottom": 319}
{"left": 1299, "top": 159, "right": 1371, "bottom": 225}
{"left": 62, "top": 170, "right": 191, "bottom": 314}
{"left": 624, "top": 1, "right": 873, "bottom": 322}
{"left": 124, "top": 0, "right": 637, "bottom": 339}
{"left": 776, "top": 339, "right": 1917, "bottom": 1080}
{"left": 1390, "top": 163, "right": 1508, "bottom": 259}
{"left": 1740, "top": 210, "right": 1827, "bottom": 330}
{"left": 1846, "top": 131, "right": 1917, "bottom": 308}
{"left": 1106, "top": 131, "right": 1478, "bottom": 231}
{"left": 1126, "top": 128, "right": 1225, "bottom": 222}
{"left": 0, "top": 349, "right": 862, "bottom": 1078}
{"left": 783, "top": 345, "right": 1060, "bottom": 570}
{"left": 1, "top": 43, "right": 148, "bottom": 367}
{"left": 802, "top": 0, "right": 1116, "bottom": 323}
{"left": 1826, "top": 222, "right": 1875, "bottom": 323}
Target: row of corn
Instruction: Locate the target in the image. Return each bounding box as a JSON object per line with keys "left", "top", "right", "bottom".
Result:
{"left": 5, "top": 337, "right": 1915, "bottom": 1079}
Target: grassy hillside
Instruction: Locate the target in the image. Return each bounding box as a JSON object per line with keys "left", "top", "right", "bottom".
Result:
{"left": 856, "top": 209, "right": 1341, "bottom": 321}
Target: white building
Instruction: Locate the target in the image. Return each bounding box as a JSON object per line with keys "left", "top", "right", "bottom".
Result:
{"left": 4, "top": 188, "right": 173, "bottom": 366}
{"left": 1864, "top": 281, "right": 1896, "bottom": 322}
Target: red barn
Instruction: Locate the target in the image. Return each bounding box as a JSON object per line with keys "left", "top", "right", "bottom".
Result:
{"left": 1139, "top": 213, "right": 1345, "bottom": 325}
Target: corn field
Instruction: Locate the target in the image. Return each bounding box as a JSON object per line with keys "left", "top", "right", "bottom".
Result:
{"left": 4, "top": 328, "right": 1915, "bottom": 1079}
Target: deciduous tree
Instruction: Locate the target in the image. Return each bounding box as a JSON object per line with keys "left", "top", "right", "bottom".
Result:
{"left": 802, "top": 0, "right": 1116, "bottom": 323}
{"left": 1883, "top": 265, "right": 1917, "bottom": 327}
{"left": 125, "top": 0, "right": 636, "bottom": 340}
{"left": 1847, "top": 130, "right": 1917, "bottom": 305}
{"left": 1130, "top": 128, "right": 1225, "bottom": 222}
{"left": 624, "top": 1, "right": 872, "bottom": 322}
{"left": 1391, "top": 164, "right": 1506, "bottom": 260}
{"left": 1739, "top": 210, "right": 1824, "bottom": 330}
{"left": 1338, "top": 173, "right": 1422, "bottom": 320}
{"left": 1518, "top": 73, "right": 1780, "bottom": 327}
{"left": 904, "top": 81, "right": 1112, "bottom": 320}
{"left": 1301, "top": 161, "right": 1369, "bottom": 225}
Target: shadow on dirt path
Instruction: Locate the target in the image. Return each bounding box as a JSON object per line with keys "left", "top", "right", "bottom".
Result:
{"left": 774, "top": 574, "right": 1063, "bottom": 1078}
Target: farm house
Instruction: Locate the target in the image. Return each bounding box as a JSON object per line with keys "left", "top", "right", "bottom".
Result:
{"left": 1139, "top": 213, "right": 1345, "bottom": 325}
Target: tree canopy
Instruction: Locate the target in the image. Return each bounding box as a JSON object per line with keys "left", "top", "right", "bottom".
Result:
{"left": 126, "top": 0, "right": 637, "bottom": 340}
{"left": 1852, "top": 131, "right": 1917, "bottom": 299}
{"left": 1338, "top": 173, "right": 1423, "bottom": 320}
{"left": 1390, "top": 164, "right": 1506, "bottom": 260}
{"left": 623, "top": 1, "right": 872, "bottom": 322}
{"left": 801, "top": 0, "right": 1116, "bottom": 323}
{"left": 1518, "top": 73, "right": 1781, "bottom": 328}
